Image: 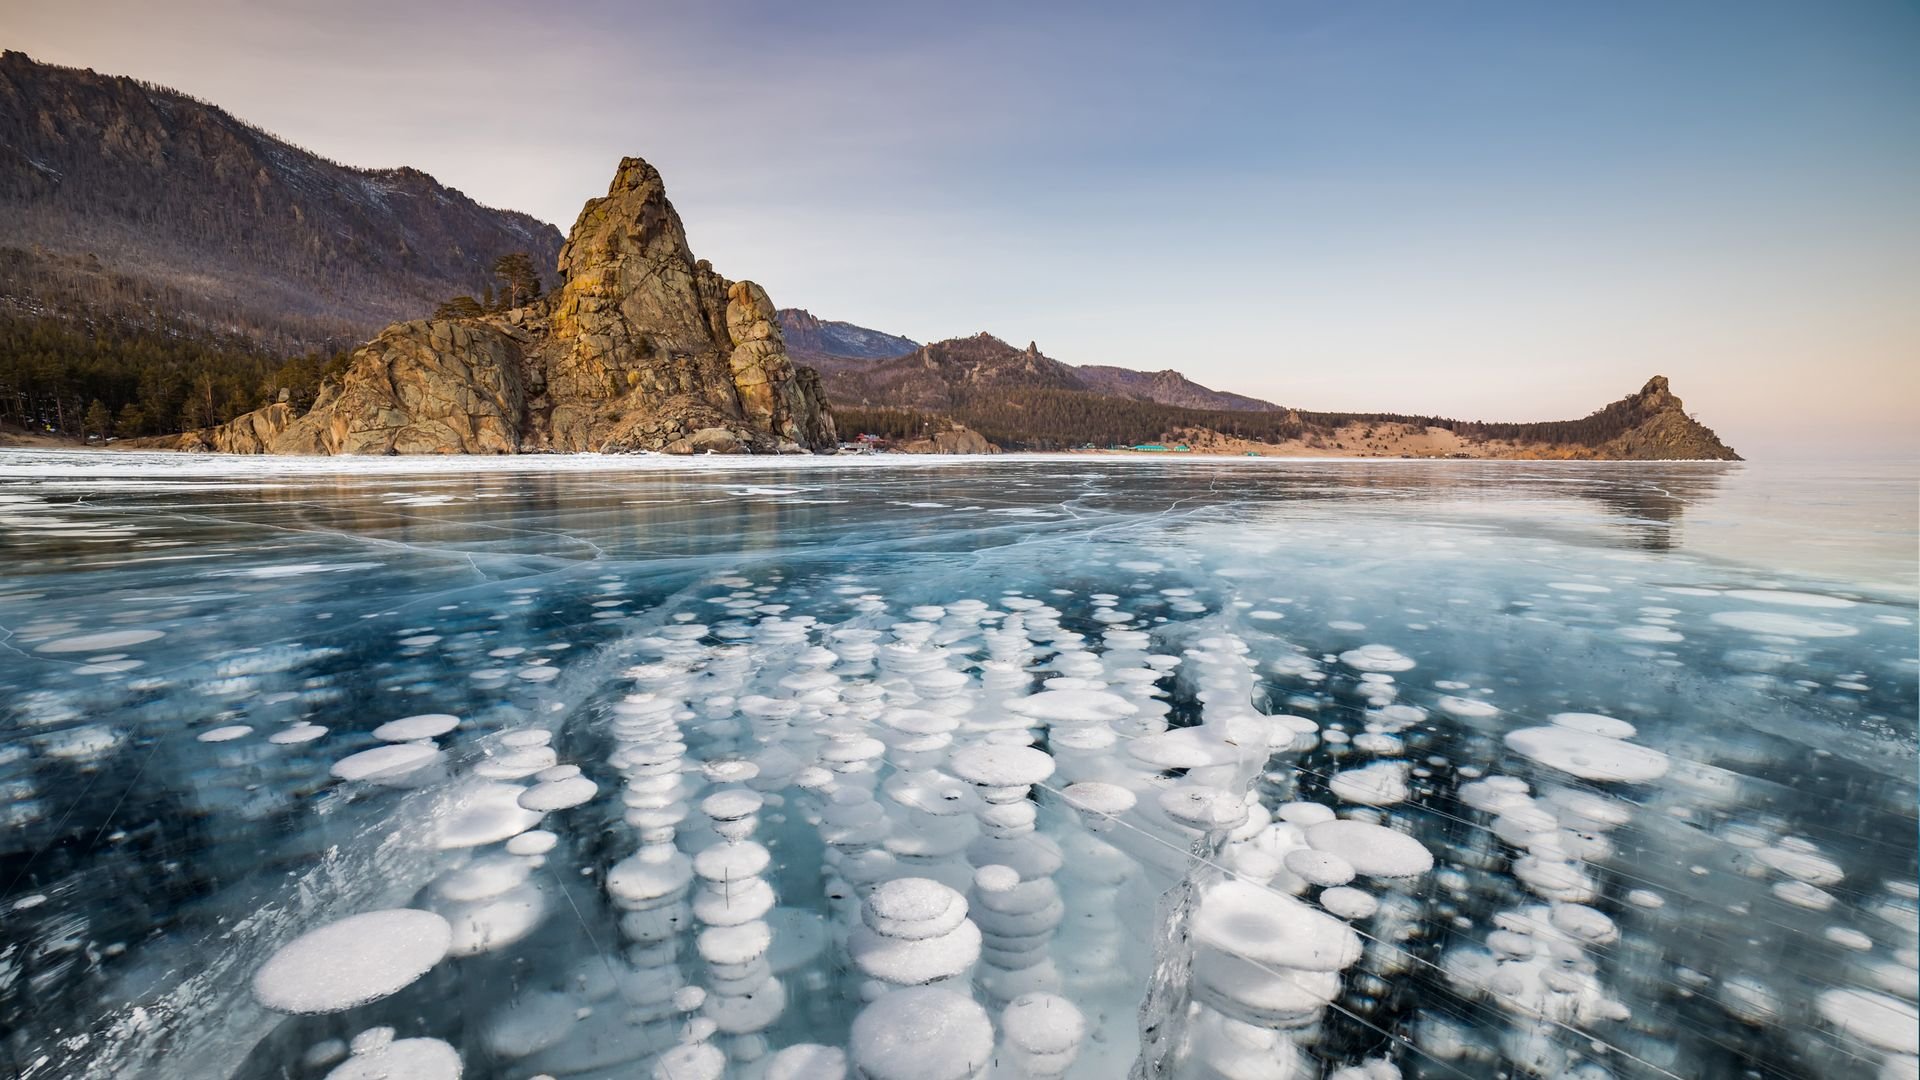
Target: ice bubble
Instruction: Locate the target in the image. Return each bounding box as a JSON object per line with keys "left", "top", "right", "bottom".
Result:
{"left": 1549, "top": 582, "right": 1611, "bottom": 593}
{"left": 1005, "top": 689, "right": 1138, "bottom": 724}
{"left": 518, "top": 776, "right": 598, "bottom": 812}
{"left": 1340, "top": 644, "right": 1415, "bottom": 672}
{"left": 331, "top": 743, "right": 444, "bottom": 784}
{"left": 1772, "top": 880, "right": 1837, "bottom": 910}
{"left": 1826, "top": 926, "right": 1873, "bottom": 951}
{"left": 1285, "top": 848, "right": 1357, "bottom": 887}
{"left": 1756, "top": 844, "right": 1844, "bottom": 886}
{"left": 1320, "top": 887, "right": 1379, "bottom": 920}
{"left": 1725, "top": 589, "right": 1855, "bottom": 608}
{"left": 373, "top": 713, "right": 460, "bottom": 741}
{"left": 1061, "top": 781, "right": 1135, "bottom": 817}
{"left": 948, "top": 745, "right": 1055, "bottom": 788}
{"left": 1278, "top": 802, "right": 1338, "bottom": 826}
{"left": 975, "top": 865, "right": 1022, "bottom": 893}
{"left": 1437, "top": 695, "right": 1500, "bottom": 719}
{"left": 483, "top": 991, "right": 577, "bottom": 1057}
{"left": 849, "top": 987, "right": 994, "bottom": 1080}
{"left": 864, "top": 878, "right": 969, "bottom": 940}
{"left": 435, "top": 855, "right": 532, "bottom": 902}
{"left": 34, "top": 629, "right": 165, "bottom": 653}
{"left": 1160, "top": 788, "right": 1252, "bottom": 831}
{"left": 1001, "top": 991, "right": 1086, "bottom": 1074}
{"left": 324, "top": 1034, "right": 461, "bottom": 1080}
{"left": 1330, "top": 762, "right": 1411, "bottom": 806}
{"left": 1710, "top": 610, "right": 1858, "bottom": 638}
{"left": 253, "top": 909, "right": 451, "bottom": 1013}
{"left": 1817, "top": 989, "right": 1919, "bottom": 1054}
{"left": 445, "top": 882, "right": 547, "bottom": 956}
{"left": 1504, "top": 726, "right": 1669, "bottom": 783}
{"left": 1306, "top": 820, "right": 1434, "bottom": 878}
{"left": 654, "top": 1042, "right": 726, "bottom": 1080}
{"left": 1193, "top": 879, "right": 1363, "bottom": 971}
{"left": 197, "top": 725, "right": 252, "bottom": 743}
{"left": 434, "top": 782, "right": 547, "bottom": 849}
{"left": 765, "top": 1044, "right": 848, "bottom": 1080}
{"left": 1128, "top": 728, "right": 1242, "bottom": 770}
{"left": 269, "top": 724, "right": 328, "bottom": 745}
{"left": 505, "top": 830, "right": 558, "bottom": 856}
{"left": 1549, "top": 712, "right": 1637, "bottom": 739}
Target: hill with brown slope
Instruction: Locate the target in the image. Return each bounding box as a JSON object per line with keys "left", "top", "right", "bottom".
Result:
{"left": 0, "top": 51, "right": 563, "bottom": 354}
{"left": 1071, "top": 365, "right": 1281, "bottom": 412}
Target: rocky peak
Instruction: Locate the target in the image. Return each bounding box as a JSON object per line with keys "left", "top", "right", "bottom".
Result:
{"left": 1634, "top": 375, "right": 1678, "bottom": 411}
{"left": 196, "top": 155, "right": 836, "bottom": 455}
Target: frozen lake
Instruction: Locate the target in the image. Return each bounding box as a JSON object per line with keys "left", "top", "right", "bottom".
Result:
{"left": 1, "top": 452, "right": 1914, "bottom": 1080}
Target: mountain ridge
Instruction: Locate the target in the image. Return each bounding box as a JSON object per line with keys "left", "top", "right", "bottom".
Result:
{"left": 0, "top": 50, "right": 563, "bottom": 353}
{"left": 828, "top": 330, "right": 1739, "bottom": 459}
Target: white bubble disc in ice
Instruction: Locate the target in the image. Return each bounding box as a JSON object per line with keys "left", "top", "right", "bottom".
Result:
{"left": 1305, "top": 819, "right": 1434, "bottom": 879}
{"left": 253, "top": 909, "right": 452, "bottom": 1013}
{"left": 1504, "top": 725, "right": 1669, "bottom": 783}
{"left": 765, "top": 1043, "right": 848, "bottom": 1080}
{"left": 331, "top": 743, "right": 444, "bottom": 785}
{"left": 1192, "top": 879, "right": 1363, "bottom": 972}
{"left": 849, "top": 987, "right": 995, "bottom": 1080}
{"left": 372, "top": 713, "right": 460, "bottom": 741}
{"left": 324, "top": 1034, "right": 461, "bottom": 1080}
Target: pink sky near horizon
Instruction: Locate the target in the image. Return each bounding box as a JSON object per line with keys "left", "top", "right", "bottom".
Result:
{"left": 7, "top": 0, "right": 1917, "bottom": 460}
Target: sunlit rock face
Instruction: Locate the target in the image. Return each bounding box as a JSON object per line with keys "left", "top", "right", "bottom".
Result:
{"left": 0, "top": 455, "right": 1913, "bottom": 1080}
{"left": 236, "top": 156, "right": 836, "bottom": 455}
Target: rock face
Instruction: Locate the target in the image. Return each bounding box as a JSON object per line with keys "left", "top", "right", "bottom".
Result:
{"left": 1594, "top": 376, "right": 1741, "bottom": 460}
{"left": 219, "top": 157, "right": 835, "bottom": 455}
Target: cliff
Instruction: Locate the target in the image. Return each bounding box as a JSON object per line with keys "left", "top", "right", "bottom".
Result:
{"left": 171, "top": 158, "right": 834, "bottom": 455}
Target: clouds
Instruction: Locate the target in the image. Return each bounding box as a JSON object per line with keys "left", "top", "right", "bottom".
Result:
{"left": 10, "top": 0, "right": 1918, "bottom": 456}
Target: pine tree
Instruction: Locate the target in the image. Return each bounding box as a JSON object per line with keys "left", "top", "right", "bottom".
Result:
{"left": 83, "top": 398, "right": 112, "bottom": 441}
{"left": 490, "top": 253, "right": 543, "bottom": 310}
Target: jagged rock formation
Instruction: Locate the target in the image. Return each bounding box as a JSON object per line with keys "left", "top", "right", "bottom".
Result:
{"left": 0, "top": 51, "right": 563, "bottom": 353}
{"left": 179, "top": 157, "right": 835, "bottom": 455}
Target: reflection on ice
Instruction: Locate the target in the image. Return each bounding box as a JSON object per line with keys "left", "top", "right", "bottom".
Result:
{"left": 0, "top": 454, "right": 1914, "bottom": 1079}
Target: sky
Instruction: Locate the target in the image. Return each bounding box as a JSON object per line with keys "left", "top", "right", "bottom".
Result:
{"left": 9, "top": 0, "right": 1918, "bottom": 458}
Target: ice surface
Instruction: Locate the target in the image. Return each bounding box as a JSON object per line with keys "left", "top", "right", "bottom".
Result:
{"left": 1, "top": 453, "right": 1914, "bottom": 1080}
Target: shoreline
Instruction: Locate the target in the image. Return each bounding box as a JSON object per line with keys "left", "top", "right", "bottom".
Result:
{"left": 0, "top": 445, "right": 1753, "bottom": 476}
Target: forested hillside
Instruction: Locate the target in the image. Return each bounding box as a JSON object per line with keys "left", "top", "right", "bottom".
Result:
{"left": 0, "top": 51, "right": 563, "bottom": 440}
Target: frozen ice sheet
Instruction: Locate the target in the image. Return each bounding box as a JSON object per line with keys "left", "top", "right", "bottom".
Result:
{"left": 0, "top": 452, "right": 1914, "bottom": 1079}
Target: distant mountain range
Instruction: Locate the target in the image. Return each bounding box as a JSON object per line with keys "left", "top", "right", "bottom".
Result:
{"left": 773, "top": 310, "right": 1280, "bottom": 413}
{"left": 0, "top": 51, "right": 562, "bottom": 353}
{"left": 0, "top": 52, "right": 1739, "bottom": 459}
{"left": 775, "top": 309, "right": 919, "bottom": 370}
